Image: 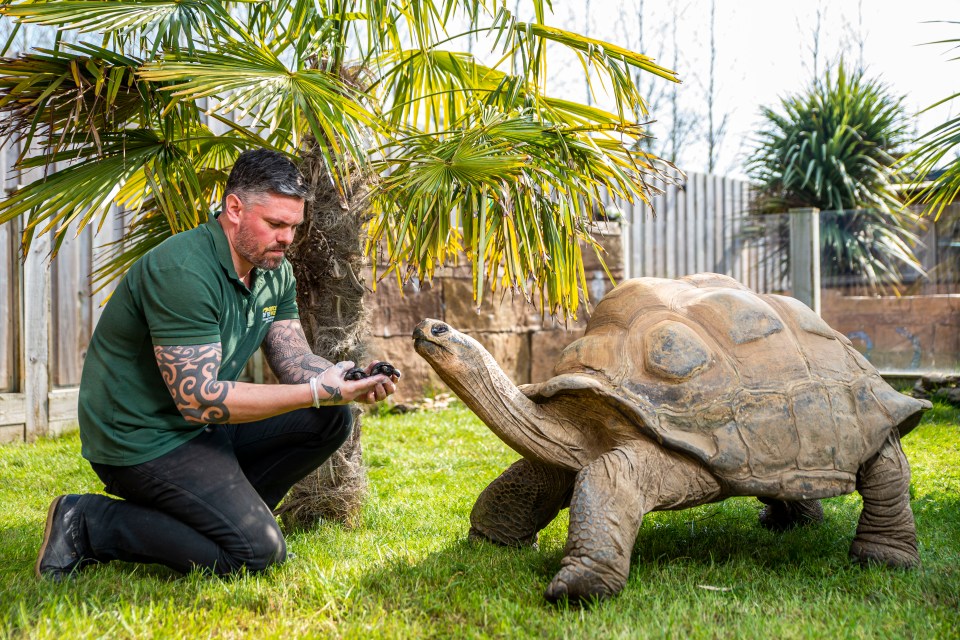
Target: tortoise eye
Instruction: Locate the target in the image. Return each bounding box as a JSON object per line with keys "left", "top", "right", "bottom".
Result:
{"left": 431, "top": 323, "right": 450, "bottom": 337}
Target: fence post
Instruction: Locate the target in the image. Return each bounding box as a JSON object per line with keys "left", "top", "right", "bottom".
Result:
{"left": 23, "top": 232, "right": 51, "bottom": 441}
{"left": 788, "top": 207, "right": 821, "bottom": 315}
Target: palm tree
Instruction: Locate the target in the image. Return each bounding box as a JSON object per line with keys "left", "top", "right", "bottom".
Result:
{"left": 746, "top": 63, "right": 923, "bottom": 289}
{"left": 0, "top": 1, "right": 677, "bottom": 526}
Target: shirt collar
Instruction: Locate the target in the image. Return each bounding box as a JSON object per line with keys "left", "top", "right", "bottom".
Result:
{"left": 206, "top": 212, "right": 245, "bottom": 286}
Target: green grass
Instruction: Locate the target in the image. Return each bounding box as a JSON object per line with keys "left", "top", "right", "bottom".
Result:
{"left": 2, "top": 401, "right": 959, "bottom": 639}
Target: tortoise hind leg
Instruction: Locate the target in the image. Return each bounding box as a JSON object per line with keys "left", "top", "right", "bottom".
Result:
{"left": 469, "top": 459, "right": 576, "bottom": 547}
{"left": 758, "top": 498, "right": 824, "bottom": 531}
{"left": 545, "top": 439, "right": 721, "bottom": 603}
{"left": 849, "top": 431, "right": 920, "bottom": 568}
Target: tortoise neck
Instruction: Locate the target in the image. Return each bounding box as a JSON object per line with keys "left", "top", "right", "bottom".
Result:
{"left": 441, "top": 340, "right": 595, "bottom": 471}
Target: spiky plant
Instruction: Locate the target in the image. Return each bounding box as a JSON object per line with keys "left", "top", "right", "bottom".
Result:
{"left": 746, "top": 63, "right": 923, "bottom": 288}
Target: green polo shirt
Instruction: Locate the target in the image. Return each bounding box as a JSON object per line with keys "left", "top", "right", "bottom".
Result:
{"left": 78, "top": 214, "right": 299, "bottom": 466}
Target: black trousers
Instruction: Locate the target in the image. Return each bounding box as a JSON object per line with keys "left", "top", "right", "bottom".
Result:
{"left": 76, "top": 406, "right": 352, "bottom": 576}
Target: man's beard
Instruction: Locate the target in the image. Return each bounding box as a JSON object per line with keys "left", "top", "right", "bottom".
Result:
{"left": 234, "top": 223, "right": 287, "bottom": 271}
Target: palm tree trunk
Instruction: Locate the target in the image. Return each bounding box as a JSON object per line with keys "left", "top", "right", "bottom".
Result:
{"left": 275, "top": 137, "right": 374, "bottom": 529}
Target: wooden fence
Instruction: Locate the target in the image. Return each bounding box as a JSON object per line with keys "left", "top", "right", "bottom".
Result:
{"left": 0, "top": 139, "right": 128, "bottom": 442}
{"left": 616, "top": 172, "right": 960, "bottom": 296}
{"left": 615, "top": 171, "right": 788, "bottom": 293}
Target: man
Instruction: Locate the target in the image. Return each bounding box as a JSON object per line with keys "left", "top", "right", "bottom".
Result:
{"left": 36, "top": 149, "right": 398, "bottom": 580}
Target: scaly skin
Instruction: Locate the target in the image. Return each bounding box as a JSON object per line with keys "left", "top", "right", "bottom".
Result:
{"left": 469, "top": 459, "right": 576, "bottom": 547}
{"left": 545, "top": 439, "right": 721, "bottom": 603}
{"left": 849, "top": 431, "right": 920, "bottom": 568}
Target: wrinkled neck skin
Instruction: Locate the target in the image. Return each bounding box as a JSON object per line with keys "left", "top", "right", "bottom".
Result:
{"left": 437, "top": 343, "right": 600, "bottom": 472}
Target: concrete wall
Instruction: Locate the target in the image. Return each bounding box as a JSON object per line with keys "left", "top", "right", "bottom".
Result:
{"left": 363, "top": 223, "right": 623, "bottom": 403}
{"left": 822, "top": 289, "right": 960, "bottom": 372}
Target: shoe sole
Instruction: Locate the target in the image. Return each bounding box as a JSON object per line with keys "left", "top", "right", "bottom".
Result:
{"left": 35, "top": 495, "right": 66, "bottom": 579}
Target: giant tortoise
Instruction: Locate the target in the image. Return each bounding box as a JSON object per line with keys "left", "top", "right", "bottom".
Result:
{"left": 412, "top": 273, "right": 930, "bottom": 602}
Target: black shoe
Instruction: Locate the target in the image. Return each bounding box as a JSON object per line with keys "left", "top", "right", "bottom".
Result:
{"left": 35, "top": 495, "right": 93, "bottom": 581}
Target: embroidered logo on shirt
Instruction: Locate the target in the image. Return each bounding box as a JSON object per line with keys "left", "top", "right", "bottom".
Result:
{"left": 262, "top": 305, "right": 278, "bottom": 323}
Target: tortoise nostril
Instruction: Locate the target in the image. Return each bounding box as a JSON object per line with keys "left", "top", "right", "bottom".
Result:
{"left": 431, "top": 323, "right": 450, "bottom": 337}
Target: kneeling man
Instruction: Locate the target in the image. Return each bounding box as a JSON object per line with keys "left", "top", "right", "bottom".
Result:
{"left": 37, "top": 149, "right": 398, "bottom": 579}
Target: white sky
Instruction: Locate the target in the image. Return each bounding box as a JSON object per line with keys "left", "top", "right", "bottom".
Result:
{"left": 535, "top": 0, "right": 959, "bottom": 178}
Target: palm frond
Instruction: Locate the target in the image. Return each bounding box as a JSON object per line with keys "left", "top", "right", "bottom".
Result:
{"left": 1, "top": 0, "right": 242, "bottom": 52}
{"left": 0, "top": 130, "right": 164, "bottom": 255}
{"left": 367, "top": 108, "right": 668, "bottom": 315}
{"left": 901, "top": 30, "right": 960, "bottom": 220}
{"left": 0, "top": 0, "right": 675, "bottom": 319}
{"left": 140, "top": 41, "right": 375, "bottom": 160}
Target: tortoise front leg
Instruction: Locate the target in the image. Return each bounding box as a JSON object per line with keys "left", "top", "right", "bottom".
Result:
{"left": 545, "top": 439, "right": 721, "bottom": 603}
{"left": 469, "top": 458, "right": 576, "bottom": 547}
{"left": 849, "top": 431, "right": 920, "bottom": 568}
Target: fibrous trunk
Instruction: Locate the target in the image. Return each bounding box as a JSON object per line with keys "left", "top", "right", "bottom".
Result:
{"left": 275, "top": 136, "right": 373, "bottom": 529}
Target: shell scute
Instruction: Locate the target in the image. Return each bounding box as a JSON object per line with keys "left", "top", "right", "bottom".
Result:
{"left": 686, "top": 289, "right": 785, "bottom": 345}
{"left": 790, "top": 384, "right": 839, "bottom": 471}
{"left": 644, "top": 321, "right": 712, "bottom": 381}
{"left": 768, "top": 294, "right": 837, "bottom": 340}
{"left": 733, "top": 391, "right": 799, "bottom": 478}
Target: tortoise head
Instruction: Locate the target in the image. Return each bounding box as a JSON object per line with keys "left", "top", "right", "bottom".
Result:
{"left": 413, "top": 319, "right": 488, "bottom": 379}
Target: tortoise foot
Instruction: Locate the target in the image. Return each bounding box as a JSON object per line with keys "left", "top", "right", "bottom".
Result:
{"left": 758, "top": 498, "right": 824, "bottom": 531}
{"left": 544, "top": 564, "right": 621, "bottom": 605}
{"left": 467, "top": 526, "right": 538, "bottom": 548}
{"left": 850, "top": 537, "right": 919, "bottom": 569}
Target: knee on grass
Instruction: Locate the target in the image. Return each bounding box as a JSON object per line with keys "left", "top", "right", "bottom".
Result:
{"left": 225, "top": 520, "right": 287, "bottom": 574}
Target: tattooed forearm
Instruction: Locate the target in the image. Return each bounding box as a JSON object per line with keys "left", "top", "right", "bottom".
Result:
{"left": 154, "top": 344, "right": 236, "bottom": 423}
{"left": 262, "top": 319, "right": 335, "bottom": 383}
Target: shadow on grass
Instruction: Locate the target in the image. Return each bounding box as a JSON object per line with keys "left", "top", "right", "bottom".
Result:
{"left": 352, "top": 497, "right": 866, "bottom": 608}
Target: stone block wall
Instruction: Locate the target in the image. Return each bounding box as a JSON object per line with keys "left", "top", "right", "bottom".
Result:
{"left": 363, "top": 224, "right": 623, "bottom": 402}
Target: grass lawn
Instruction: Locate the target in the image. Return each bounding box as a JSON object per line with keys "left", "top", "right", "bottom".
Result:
{"left": 1, "top": 400, "right": 959, "bottom": 639}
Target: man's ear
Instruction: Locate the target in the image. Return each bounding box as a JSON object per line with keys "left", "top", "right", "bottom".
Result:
{"left": 223, "top": 193, "right": 244, "bottom": 223}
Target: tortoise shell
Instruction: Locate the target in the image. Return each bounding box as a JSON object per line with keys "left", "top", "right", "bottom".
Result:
{"left": 525, "top": 274, "right": 929, "bottom": 499}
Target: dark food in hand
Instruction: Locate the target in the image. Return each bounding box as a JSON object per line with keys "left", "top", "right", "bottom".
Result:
{"left": 370, "top": 362, "right": 399, "bottom": 377}
{"left": 343, "top": 361, "right": 398, "bottom": 381}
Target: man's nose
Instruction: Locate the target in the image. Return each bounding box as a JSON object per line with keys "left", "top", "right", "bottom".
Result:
{"left": 279, "top": 227, "right": 295, "bottom": 245}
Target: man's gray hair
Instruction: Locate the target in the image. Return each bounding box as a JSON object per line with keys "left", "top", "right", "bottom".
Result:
{"left": 223, "top": 149, "right": 311, "bottom": 209}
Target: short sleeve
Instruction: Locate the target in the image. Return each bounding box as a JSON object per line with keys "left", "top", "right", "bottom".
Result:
{"left": 140, "top": 264, "right": 222, "bottom": 346}
{"left": 274, "top": 263, "right": 299, "bottom": 322}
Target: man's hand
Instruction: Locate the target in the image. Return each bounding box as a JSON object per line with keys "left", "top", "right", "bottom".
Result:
{"left": 314, "top": 361, "right": 400, "bottom": 405}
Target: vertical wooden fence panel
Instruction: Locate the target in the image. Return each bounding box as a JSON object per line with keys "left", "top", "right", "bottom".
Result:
{"left": 90, "top": 204, "right": 127, "bottom": 325}
{"left": 23, "top": 230, "right": 51, "bottom": 441}
{"left": 0, "top": 215, "right": 15, "bottom": 393}
{"left": 52, "top": 220, "right": 87, "bottom": 387}
{"left": 683, "top": 174, "right": 703, "bottom": 273}
{"left": 617, "top": 172, "right": 776, "bottom": 288}
{"left": 643, "top": 193, "right": 656, "bottom": 276}
{"left": 664, "top": 183, "right": 677, "bottom": 279}
{"left": 0, "top": 141, "right": 15, "bottom": 394}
